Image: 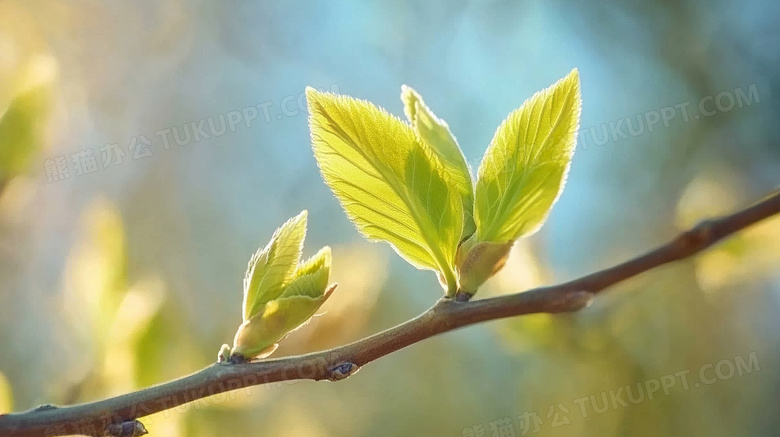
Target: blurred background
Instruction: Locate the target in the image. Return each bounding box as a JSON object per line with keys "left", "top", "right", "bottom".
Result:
{"left": 0, "top": 1, "right": 779, "bottom": 436}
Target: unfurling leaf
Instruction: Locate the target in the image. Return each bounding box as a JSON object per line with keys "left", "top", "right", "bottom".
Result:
{"left": 283, "top": 247, "right": 332, "bottom": 298}
{"left": 227, "top": 211, "right": 337, "bottom": 361}
{"left": 232, "top": 285, "right": 337, "bottom": 360}
{"left": 307, "top": 87, "right": 463, "bottom": 295}
{"left": 401, "top": 85, "right": 475, "bottom": 239}
{"left": 242, "top": 211, "right": 307, "bottom": 321}
{"left": 459, "top": 69, "right": 582, "bottom": 295}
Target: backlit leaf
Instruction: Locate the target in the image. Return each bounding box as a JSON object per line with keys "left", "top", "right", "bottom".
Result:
{"left": 475, "top": 69, "right": 581, "bottom": 243}
{"left": 283, "top": 246, "right": 331, "bottom": 299}
{"left": 307, "top": 88, "right": 463, "bottom": 293}
{"left": 401, "top": 85, "right": 475, "bottom": 239}
{"left": 242, "top": 211, "right": 307, "bottom": 320}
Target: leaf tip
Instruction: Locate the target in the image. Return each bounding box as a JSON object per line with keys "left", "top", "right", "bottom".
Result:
{"left": 287, "top": 209, "right": 309, "bottom": 231}
{"left": 563, "top": 68, "right": 582, "bottom": 97}
{"left": 324, "top": 282, "right": 338, "bottom": 299}
{"left": 400, "top": 84, "right": 420, "bottom": 123}
{"left": 305, "top": 87, "right": 326, "bottom": 112}
{"left": 400, "top": 84, "right": 418, "bottom": 99}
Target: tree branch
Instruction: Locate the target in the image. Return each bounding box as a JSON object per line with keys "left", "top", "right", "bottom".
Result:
{"left": 2, "top": 190, "right": 779, "bottom": 437}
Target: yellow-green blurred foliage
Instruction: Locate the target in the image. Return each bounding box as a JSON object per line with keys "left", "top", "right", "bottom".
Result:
{"left": 0, "top": 3, "right": 57, "bottom": 184}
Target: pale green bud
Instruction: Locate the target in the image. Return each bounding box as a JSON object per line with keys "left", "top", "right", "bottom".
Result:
{"left": 455, "top": 234, "right": 513, "bottom": 297}
{"left": 231, "top": 284, "right": 336, "bottom": 361}
{"left": 226, "top": 213, "right": 338, "bottom": 362}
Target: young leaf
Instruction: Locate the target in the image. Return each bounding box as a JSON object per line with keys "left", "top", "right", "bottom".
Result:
{"left": 307, "top": 88, "right": 463, "bottom": 294}
{"left": 282, "top": 246, "right": 331, "bottom": 299}
{"left": 401, "top": 85, "right": 475, "bottom": 239}
{"left": 242, "top": 211, "right": 307, "bottom": 321}
{"left": 229, "top": 213, "right": 337, "bottom": 362}
{"left": 475, "top": 69, "right": 581, "bottom": 243}
{"left": 232, "top": 289, "right": 335, "bottom": 360}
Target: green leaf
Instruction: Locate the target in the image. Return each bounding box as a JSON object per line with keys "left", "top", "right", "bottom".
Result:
{"left": 307, "top": 88, "right": 463, "bottom": 294}
{"left": 231, "top": 212, "right": 336, "bottom": 361}
{"left": 232, "top": 291, "right": 335, "bottom": 360}
{"left": 242, "top": 211, "right": 307, "bottom": 321}
{"left": 401, "top": 85, "right": 475, "bottom": 239}
{"left": 475, "top": 69, "right": 581, "bottom": 243}
{"left": 282, "top": 246, "right": 331, "bottom": 299}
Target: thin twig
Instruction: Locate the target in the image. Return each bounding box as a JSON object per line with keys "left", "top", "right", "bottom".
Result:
{"left": 2, "top": 190, "right": 779, "bottom": 437}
